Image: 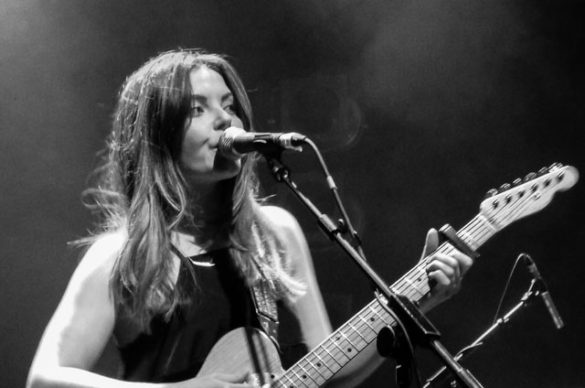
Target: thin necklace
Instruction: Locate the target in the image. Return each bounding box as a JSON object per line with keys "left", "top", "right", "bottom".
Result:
{"left": 189, "top": 255, "right": 215, "bottom": 267}
{"left": 171, "top": 243, "right": 217, "bottom": 267}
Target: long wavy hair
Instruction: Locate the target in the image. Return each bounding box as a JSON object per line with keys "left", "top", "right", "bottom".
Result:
{"left": 84, "top": 50, "right": 304, "bottom": 331}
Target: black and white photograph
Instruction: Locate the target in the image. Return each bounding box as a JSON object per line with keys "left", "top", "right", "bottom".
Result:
{"left": 1, "top": 1, "right": 583, "bottom": 387}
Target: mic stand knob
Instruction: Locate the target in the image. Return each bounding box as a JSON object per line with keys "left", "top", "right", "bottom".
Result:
{"left": 382, "top": 294, "right": 484, "bottom": 388}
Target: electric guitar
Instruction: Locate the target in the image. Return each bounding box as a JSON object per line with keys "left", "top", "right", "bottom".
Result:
{"left": 196, "top": 163, "right": 579, "bottom": 387}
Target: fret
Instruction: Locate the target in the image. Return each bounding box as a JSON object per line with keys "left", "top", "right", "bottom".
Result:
{"left": 457, "top": 231, "right": 477, "bottom": 250}
{"left": 462, "top": 219, "right": 491, "bottom": 247}
{"left": 319, "top": 343, "right": 342, "bottom": 368}
{"left": 348, "top": 320, "right": 368, "bottom": 342}
{"left": 336, "top": 316, "right": 371, "bottom": 350}
{"left": 304, "top": 357, "right": 331, "bottom": 384}
{"left": 288, "top": 367, "right": 310, "bottom": 388}
{"left": 371, "top": 303, "right": 390, "bottom": 325}
{"left": 474, "top": 214, "right": 501, "bottom": 242}
{"left": 296, "top": 362, "right": 319, "bottom": 386}
{"left": 331, "top": 335, "right": 350, "bottom": 358}
{"left": 312, "top": 353, "right": 334, "bottom": 375}
{"left": 359, "top": 314, "right": 376, "bottom": 331}
{"left": 394, "top": 267, "right": 431, "bottom": 303}
{"left": 403, "top": 275, "right": 427, "bottom": 299}
{"left": 274, "top": 372, "right": 296, "bottom": 388}
{"left": 339, "top": 331, "right": 358, "bottom": 356}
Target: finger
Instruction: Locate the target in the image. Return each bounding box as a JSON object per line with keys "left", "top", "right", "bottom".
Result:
{"left": 421, "top": 228, "right": 439, "bottom": 259}
{"left": 436, "top": 249, "right": 473, "bottom": 276}
{"left": 427, "top": 255, "right": 459, "bottom": 281}
{"left": 428, "top": 270, "right": 461, "bottom": 296}
{"left": 431, "top": 250, "right": 473, "bottom": 277}
{"left": 452, "top": 250, "right": 473, "bottom": 276}
{"left": 427, "top": 270, "right": 450, "bottom": 288}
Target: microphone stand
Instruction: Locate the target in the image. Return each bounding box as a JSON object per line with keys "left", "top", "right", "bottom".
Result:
{"left": 423, "top": 278, "right": 543, "bottom": 387}
{"left": 264, "top": 152, "right": 483, "bottom": 388}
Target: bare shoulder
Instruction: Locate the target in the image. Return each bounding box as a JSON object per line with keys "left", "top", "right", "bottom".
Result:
{"left": 63, "top": 230, "right": 128, "bottom": 314}
{"left": 260, "top": 205, "right": 311, "bottom": 270}
{"left": 29, "top": 230, "right": 128, "bottom": 372}
{"left": 260, "top": 209, "right": 333, "bottom": 346}
{"left": 73, "top": 230, "right": 126, "bottom": 279}
{"left": 59, "top": 230, "right": 127, "bottom": 324}
{"left": 260, "top": 205, "right": 303, "bottom": 236}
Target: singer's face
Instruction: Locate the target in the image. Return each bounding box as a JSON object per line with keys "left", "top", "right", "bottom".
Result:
{"left": 178, "top": 66, "right": 244, "bottom": 185}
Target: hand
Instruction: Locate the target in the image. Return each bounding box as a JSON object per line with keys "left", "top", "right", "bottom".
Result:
{"left": 420, "top": 228, "right": 473, "bottom": 307}
{"left": 179, "top": 371, "right": 256, "bottom": 388}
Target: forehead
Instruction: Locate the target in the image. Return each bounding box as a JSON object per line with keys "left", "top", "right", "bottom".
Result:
{"left": 189, "top": 66, "right": 232, "bottom": 96}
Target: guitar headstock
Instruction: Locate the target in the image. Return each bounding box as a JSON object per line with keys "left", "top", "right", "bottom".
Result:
{"left": 480, "top": 163, "right": 579, "bottom": 231}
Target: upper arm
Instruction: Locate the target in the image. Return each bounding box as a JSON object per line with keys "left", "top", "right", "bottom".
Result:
{"left": 261, "top": 207, "right": 387, "bottom": 387}
{"left": 29, "top": 233, "right": 124, "bottom": 374}
{"left": 261, "top": 206, "right": 332, "bottom": 349}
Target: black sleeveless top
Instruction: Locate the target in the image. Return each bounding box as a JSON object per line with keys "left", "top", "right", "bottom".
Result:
{"left": 116, "top": 249, "right": 308, "bottom": 382}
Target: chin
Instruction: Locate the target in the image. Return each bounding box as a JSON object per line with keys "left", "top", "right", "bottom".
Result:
{"left": 214, "top": 156, "right": 241, "bottom": 177}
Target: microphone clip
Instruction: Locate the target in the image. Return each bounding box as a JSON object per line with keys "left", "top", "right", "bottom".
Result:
{"left": 520, "top": 253, "right": 564, "bottom": 330}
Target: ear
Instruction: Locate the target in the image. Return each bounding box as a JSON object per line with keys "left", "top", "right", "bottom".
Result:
{"left": 420, "top": 228, "right": 439, "bottom": 261}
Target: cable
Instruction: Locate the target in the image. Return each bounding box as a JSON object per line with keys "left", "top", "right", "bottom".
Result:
{"left": 303, "top": 137, "right": 366, "bottom": 258}
{"left": 491, "top": 254, "right": 524, "bottom": 325}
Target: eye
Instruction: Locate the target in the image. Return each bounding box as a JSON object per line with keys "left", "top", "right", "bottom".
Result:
{"left": 190, "top": 105, "right": 204, "bottom": 117}
{"left": 223, "top": 103, "right": 237, "bottom": 115}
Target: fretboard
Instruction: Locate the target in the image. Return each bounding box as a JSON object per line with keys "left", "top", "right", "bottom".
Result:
{"left": 273, "top": 213, "right": 500, "bottom": 388}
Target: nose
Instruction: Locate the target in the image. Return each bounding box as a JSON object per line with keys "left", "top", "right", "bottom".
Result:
{"left": 213, "top": 108, "right": 232, "bottom": 132}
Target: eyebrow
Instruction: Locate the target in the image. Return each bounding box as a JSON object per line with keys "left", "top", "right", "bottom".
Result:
{"left": 190, "top": 92, "right": 234, "bottom": 104}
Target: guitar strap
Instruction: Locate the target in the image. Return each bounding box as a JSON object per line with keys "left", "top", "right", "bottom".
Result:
{"left": 250, "top": 279, "right": 280, "bottom": 349}
{"left": 170, "top": 243, "right": 280, "bottom": 348}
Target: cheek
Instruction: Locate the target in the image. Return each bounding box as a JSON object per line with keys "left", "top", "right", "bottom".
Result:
{"left": 179, "top": 128, "right": 208, "bottom": 165}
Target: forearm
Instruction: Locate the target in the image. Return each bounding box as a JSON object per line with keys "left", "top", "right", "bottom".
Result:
{"left": 27, "top": 367, "right": 173, "bottom": 388}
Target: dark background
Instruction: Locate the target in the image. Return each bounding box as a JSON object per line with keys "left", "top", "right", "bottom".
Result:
{"left": 1, "top": 0, "right": 583, "bottom": 387}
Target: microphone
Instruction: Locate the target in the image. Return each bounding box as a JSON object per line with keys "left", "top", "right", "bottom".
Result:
{"left": 218, "top": 127, "right": 306, "bottom": 159}
{"left": 520, "top": 253, "right": 564, "bottom": 329}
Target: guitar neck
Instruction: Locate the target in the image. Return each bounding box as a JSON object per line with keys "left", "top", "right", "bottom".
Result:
{"left": 274, "top": 214, "right": 497, "bottom": 388}
{"left": 273, "top": 163, "right": 577, "bottom": 387}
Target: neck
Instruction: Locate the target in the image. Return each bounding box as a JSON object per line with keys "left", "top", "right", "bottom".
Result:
{"left": 178, "top": 180, "right": 233, "bottom": 249}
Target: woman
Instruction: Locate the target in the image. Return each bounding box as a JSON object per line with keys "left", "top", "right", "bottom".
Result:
{"left": 27, "top": 49, "right": 472, "bottom": 387}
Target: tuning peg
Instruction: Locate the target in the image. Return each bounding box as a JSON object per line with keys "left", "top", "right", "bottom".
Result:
{"left": 524, "top": 172, "right": 537, "bottom": 182}
{"left": 500, "top": 183, "right": 511, "bottom": 191}
{"left": 538, "top": 167, "right": 549, "bottom": 175}
{"left": 512, "top": 178, "right": 522, "bottom": 186}
{"left": 484, "top": 188, "right": 498, "bottom": 198}
{"left": 550, "top": 162, "right": 562, "bottom": 169}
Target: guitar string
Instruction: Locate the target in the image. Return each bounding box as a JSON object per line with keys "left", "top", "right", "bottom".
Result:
{"left": 397, "top": 179, "right": 547, "bottom": 301}
{"left": 277, "top": 302, "right": 392, "bottom": 386}
{"left": 276, "top": 175, "right": 556, "bottom": 386}
{"left": 390, "top": 181, "right": 540, "bottom": 302}
{"left": 280, "top": 216, "right": 496, "bottom": 385}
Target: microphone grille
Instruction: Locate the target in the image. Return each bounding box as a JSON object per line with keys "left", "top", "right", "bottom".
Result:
{"left": 218, "top": 127, "right": 246, "bottom": 160}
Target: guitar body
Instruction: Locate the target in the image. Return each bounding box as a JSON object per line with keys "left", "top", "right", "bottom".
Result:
{"left": 196, "top": 327, "right": 284, "bottom": 384}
